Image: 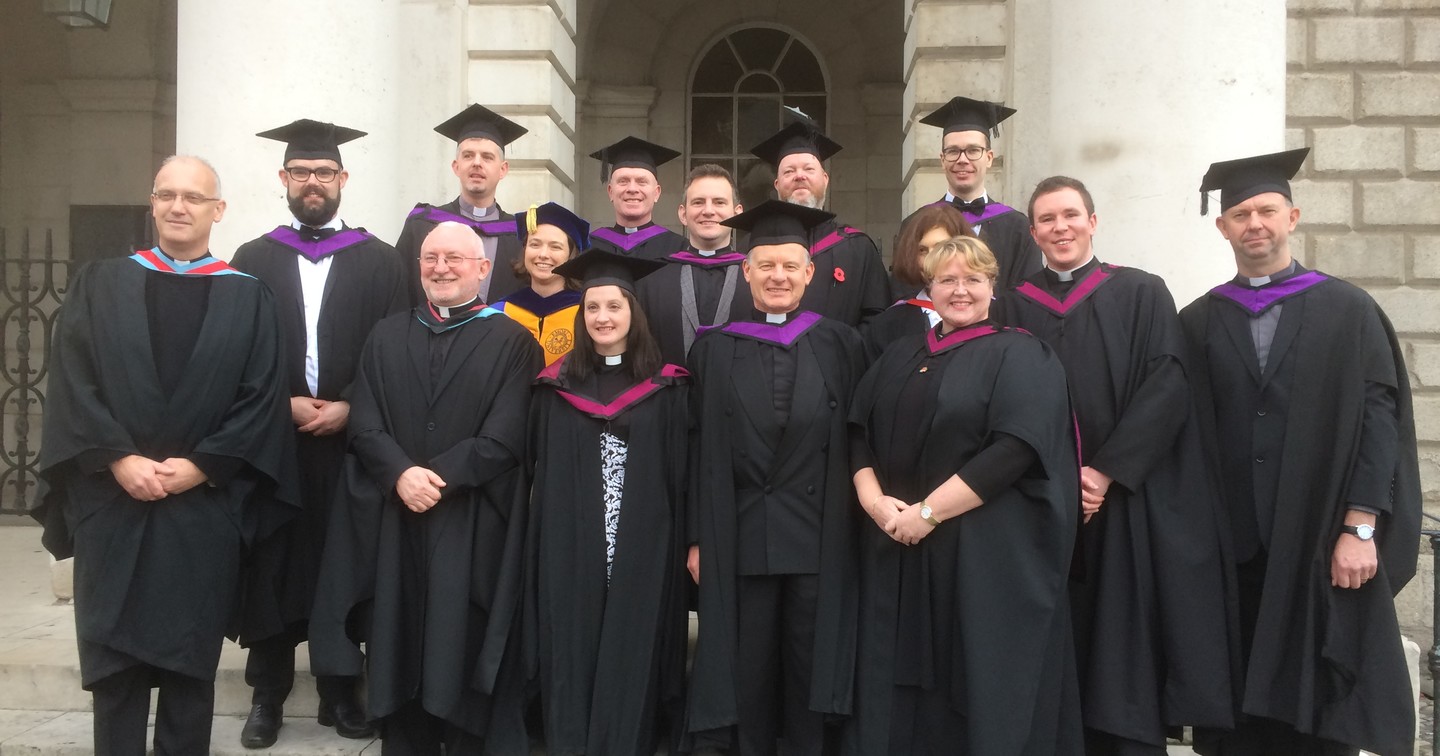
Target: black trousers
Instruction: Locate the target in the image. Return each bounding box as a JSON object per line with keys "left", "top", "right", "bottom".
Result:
{"left": 91, "top": 664, "right": 214, "bottom": 756}
{"left": 245, "top": 634, "right": 357, "bottom": 708}
{"left": 734, "top": 573, "right": 827, "bottom": 756}
{"left": 380, "top": 700, "right": 486, "bottom": 755}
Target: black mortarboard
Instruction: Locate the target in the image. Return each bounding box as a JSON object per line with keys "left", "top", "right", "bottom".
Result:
{"left": 919, "top": 96, "right": 1016, "bottom": 137}
{"left": 1198, "top": 148, "right": 1309, "bottom": 215}
{"left": 749, "top": 106, "right": 843, "bottom": 167}
{"left": 588, "top": 136, "right": 681, "bottom": 182}
{"left": 722, "top": 199, "right": 834, "bottom": 247}
{"left": 552, "top": 248, "right": 664, "bottom": 294}
{"left": 433, "top": 104, "right": 528, "bottom": 148}
{"left": 256, "top": 119, "right": 366, "bottom": 166}
{"left": 517, "top": 202, "right": 590, "bottom": 251}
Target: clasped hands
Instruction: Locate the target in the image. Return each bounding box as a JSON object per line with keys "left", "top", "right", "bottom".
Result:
{"left": 109, "top": 455, "right": 208, "bottom": 500}
{"left": 866, "top": 494, "right": 934, "bottom": 546}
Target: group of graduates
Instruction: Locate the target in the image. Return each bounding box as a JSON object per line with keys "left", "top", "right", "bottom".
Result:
{"left": 31, "top": 94, "right": 1421, "bottom": 756}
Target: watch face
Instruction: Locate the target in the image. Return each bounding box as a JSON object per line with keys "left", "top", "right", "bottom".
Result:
{"left": 1356, "top": 524, "right": 1376, "bottom": 540}
{"left": 919, "top": 505, "right": 933, "bottom": 519}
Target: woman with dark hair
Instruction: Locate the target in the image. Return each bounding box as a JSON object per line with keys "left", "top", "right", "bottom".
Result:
{"left": 862, "top": 203, "right": 975, "bottom": 360}
{"left": 845, "top": 236, "right": 1083, "bottom": 755}
{"left": 525, "top": 249, "right": 692, "bottom": 755}
{"left": 493, "top": 202, "right": 585, "bottom": 365}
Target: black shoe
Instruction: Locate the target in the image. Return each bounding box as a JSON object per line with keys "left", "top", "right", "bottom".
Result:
{"left": 318, "top": 699, "right": 375, "bottom": 739}
{"left": 240, "top": 703, "right": 282, "bottom": 749}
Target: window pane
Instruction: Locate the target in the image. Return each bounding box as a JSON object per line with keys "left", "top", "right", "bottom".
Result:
{"left": 692, "top": 42, "right": 743, "bottom": 94}
{"left": 690, "top": 97, "right": 733, "bottom": 155}
{"left": 738, "top": 96, "right": 782, "bottom": 150}
{"left": 730, "top": 27, "right": 791, "bottom": 71}
{"left": 736, "top": 157, "right": 776, "bottom": 213}
{"left": 775, "top": 43, "right": 826, "bottom": 92}
{"left": 737, "top": 73, "right": 780, "bottom": 93}
{"left": 785, "top": 96, "right": 827, "bottom": 128}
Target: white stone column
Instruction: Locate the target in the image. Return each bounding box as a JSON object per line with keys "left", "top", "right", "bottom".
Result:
{"left": 903, "top": 0, "right": 1287, "bottom": 305}
{"left": 575, "top": 84, "right": 659, "bottom": 224}
{"left": 1013, "top": 0, "right": 1287, "bottom": 305}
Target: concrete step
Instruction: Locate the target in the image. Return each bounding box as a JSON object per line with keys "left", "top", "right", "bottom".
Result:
{"left": 0, "top": 710, "right": 375, "bottom": 755}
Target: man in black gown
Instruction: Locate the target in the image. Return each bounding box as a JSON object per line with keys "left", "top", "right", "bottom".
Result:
{"left": 1180, "top": 149, "right": 1421, "bottom": 756}
{"left": 393, "top": 104, "right": 530, "bottom": 306}
{"left": 587, "top": 136, "right": 688, "bottom": 260}
{"left": 994, "top": 176, "right": 1234, "bottom": 754}
{"left": 749, "top": 109, "right": 891, "bottom": 327}
{"left": 636, "top": 163, "right": 750, "bottom": 365}
{"left": 309, "top": 221, "right": 541, "bottom": 755}
{"left": 231, "top": 119, "right": 407, "bottom": 747}
{"left": 32, "top": 155, "right": 297, "bottom": 755}
{"left": 901, "top": 96, "right": 1041, "bottom": 290}
{"left": 686, "top": 200, "right": 866, "bottom": 755}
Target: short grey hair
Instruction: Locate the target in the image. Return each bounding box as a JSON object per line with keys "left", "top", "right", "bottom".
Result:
{"left": 155, "top": 155, "right": 223, "bottom": 198}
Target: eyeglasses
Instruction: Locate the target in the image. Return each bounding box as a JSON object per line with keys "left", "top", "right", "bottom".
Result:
{"left": 151, "top": 191, "right": 221, "bottom": 206}
{"left": 931, "top": 275, "right": 991, "bottom": 290}
{"left": 941, "top": 146, "right": 988, "bottom": 163}
{"left": 284, "top": 166, "right": 340, "bottom": 183}
{"left": 419, "top": 253, "right": 483, "bottom": 267}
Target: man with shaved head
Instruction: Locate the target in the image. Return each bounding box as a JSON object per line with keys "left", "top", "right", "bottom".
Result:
{"left": 32, "top": 155, "right": 298, "bottom": 754}
{"left": 310, "top": 221, "right": 541, "bottom": 753}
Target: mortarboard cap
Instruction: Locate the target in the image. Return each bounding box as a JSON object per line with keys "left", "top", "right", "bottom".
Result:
{"left": 589, "top": 136, "right": 681, "bottom": 182}
{"left": 433, "top": 104, "right": 528, "bottom": 148}
{"left": 517, "top": 202, "right": 591, "bottom": 252}
{"left": 919, "top": 96, "right": 1016, "bottom": 137}
{"left": 1198, "top": 148, "right": 1309, "bottom": 215}
{"left": 722, "top": 199, "right": 834, "bottom": 248}
{"left": 552, "top": 248, "right": 664, "bottom": 294}
{"left": 749, "top": 106, "right": 843, "bottom": 168}
{"left": 256, "top": 119, "right": 366, "bottom": 166}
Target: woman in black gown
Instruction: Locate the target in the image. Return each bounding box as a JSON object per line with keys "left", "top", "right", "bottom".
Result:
{"left": 845, "top": 236, "right": 1084, "bottom": 755}
{"left": 862, "top": 203, "right": 973, "bottom": 360}
{"left": 526, "top": 250, "right": 691, "bottom": 755}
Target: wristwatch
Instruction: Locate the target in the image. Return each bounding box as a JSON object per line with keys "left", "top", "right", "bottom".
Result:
{"left": 1342, "top": 523, "right": 1376, "bottom": 541}
{"left": 918, "top": 501, "right": 941, "bottom": 527}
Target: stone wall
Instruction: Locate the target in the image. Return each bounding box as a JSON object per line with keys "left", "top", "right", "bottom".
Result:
{"left": 1286, "top": 0, "right": 1440, "bottom": 639}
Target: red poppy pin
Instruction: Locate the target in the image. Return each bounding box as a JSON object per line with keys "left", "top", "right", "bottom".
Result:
{"left": 833, "top": 268, "right": 846, "bottom": 283}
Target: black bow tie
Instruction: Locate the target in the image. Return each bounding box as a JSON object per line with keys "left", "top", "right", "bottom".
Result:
{"left": 952, "top": 197, "right": 987, "bottom": 214}
{"left": 300, "top": 226, "right": 338, "bottom": 242}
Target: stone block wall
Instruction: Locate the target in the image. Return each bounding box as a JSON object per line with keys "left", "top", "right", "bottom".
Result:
{"left": 1287, "top": 0, "right": 1440, "bottom": 639}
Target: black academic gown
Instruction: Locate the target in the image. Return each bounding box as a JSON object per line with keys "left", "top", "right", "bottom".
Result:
{"left": 901, "top": 198, "right": 1042, "bottom": 291}
{"left": 307, "top": 305, "right": 542, "bottom": 750}
{"left": 526, "top": 358, "right": 691, "bottom": 756}
{"left": 684, "top": 312, "right": 866, "bottom": 745}
{"left": 589, "top": 222, "right": 688, "bottom": 262}
{"left": 791, "top": 220, "right": 892, "bottom": 328}
{"left": 229, "top": 225, "right": 408, "bottom": 646}
{"left": 635, "top": 246, "right": 751, "bottom": 367}
{"left": 843, "top": 324, "right": 1082, "bottom": 756}
{"left": 1180, "top": 267, "right": 1421, "bottom": 756}
{"left": 394, "top": 200, "right": 527, "bottom": 306}
{"left": 994, "top": 261, "right": 1236, "bottom": 747}
{"left": 859, "top": 296, "right": 933, "bottom": 362}
{"left": 32, "top": 254, "right": 298, "bottom": 686}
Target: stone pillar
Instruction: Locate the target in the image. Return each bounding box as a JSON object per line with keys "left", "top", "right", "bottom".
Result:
{"left": 902, "top": 0, "right": 1287, "bottom": 306}
{"left": 177, "top": 0, "right": 578, "bottom": 257}
{"left": 576, "top": 84, "right": 659, "bottom": 225}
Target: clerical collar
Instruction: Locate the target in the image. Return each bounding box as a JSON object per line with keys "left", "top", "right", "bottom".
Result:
{"left": 432, "top": 296, "right": 480, "bottom": 318}
{"left": 1238, "top": 260, "right": 1298, "bottom": 288}
{"left": 290, "top": 216, "right": 343, "bottom": 232}
{"left": 944, "top": 191, "right": 989, "bottom": 204}
{"left": 459, "top": 199, "right": 497, "bottom": 220}
{"left": 696, "top": 248, "right": 718, "bottom": 257}
{"left": 765, "top": 312, "right": 788, "bottom": 324}
{"left": 603, "top": 353, "right": 624, "bottom": 366}
{"left": 619, "top": 221, "right": 654, "bottom": 234}
{"left": 1046, "top": 255, "right": 1096, "bottom": 282}
{"left": 154, "top": 247, "right": 213, "bottom": 265}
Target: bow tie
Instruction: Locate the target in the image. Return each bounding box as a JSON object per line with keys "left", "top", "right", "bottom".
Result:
{"left": 300, "top": 226, "right": 338, "bottom": 242}
{"left": 952, "top": 197, "right": 988, "bottom": 214}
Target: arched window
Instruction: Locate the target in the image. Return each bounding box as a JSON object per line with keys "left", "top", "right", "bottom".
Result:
{"left": 688, "top": 26, "right": 829, "bottom": 211}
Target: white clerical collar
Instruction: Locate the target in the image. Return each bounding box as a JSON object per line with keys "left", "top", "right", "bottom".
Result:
{"left": 459, "top": 199, "right": 496, "bottom": 220}
{"left": 603, "top": 353, "right": 624, "bottom": 366}
{"left": 943, "top": 191, "right": 989, "bottom": 204}
{"left": 765, "top": 312, "right": 788, "bottom": 324}
{"left": 291, "top": 216, "right": 343, "bottom": 231}
{"left": 1247, "top": 261, "right": 1297, "bottom": 287}
{"left": 622, "top": 226, "right": 641, "bottom": 234}
{"left": 432, "top": 296, "right": 479, "bottom": 318}
{"left": 1047, "top": 255, "right": 1094, "bottom": 282}
{"left": 695, "top": 248, "right": 719, "bottom": 257}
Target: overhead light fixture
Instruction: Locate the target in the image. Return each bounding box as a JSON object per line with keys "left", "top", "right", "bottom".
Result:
{"left": 41, "top": 0, "right": 113, "bottom": 29}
